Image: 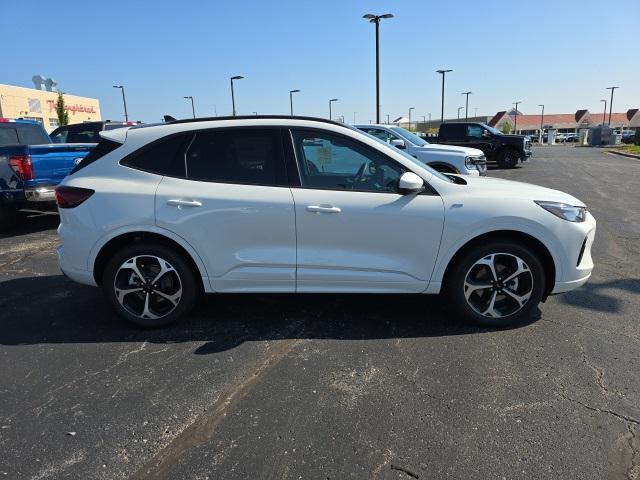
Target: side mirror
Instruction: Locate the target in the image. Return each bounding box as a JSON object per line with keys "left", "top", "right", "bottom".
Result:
{"left": 482, "top": 130, "right": 491, "bottom": 138}
{"left": 390, "top": 139, "right": 406, "bottom": 149}
{"left": 398, "top": 172, "right": 425, "bottom": 194}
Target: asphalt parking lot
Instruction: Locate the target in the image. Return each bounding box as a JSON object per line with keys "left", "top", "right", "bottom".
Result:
{"left": 0, "top": 145, "right": 638, "bottom": 480}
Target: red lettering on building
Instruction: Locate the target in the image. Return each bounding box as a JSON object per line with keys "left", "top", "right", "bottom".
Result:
{"left": 46, "top": 99, "right": 96, "bottom": 115}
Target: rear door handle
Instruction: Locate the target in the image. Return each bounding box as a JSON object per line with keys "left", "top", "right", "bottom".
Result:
{"left": 306, "top": 205, "right": 341, "bottom": 214}
{"left": 167, "top": 199, "right": 202, "bottom": 208}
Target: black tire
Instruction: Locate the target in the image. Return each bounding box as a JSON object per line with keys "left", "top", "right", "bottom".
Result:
{"left": 0, "top": 205, "right": 19, "bottom": 233}
{"left": 496, "top": 149, "right": 520, "bottom": 168}
{"left": 444, "top": 240, "right": 545, "bottom": 327}
{"left": 102, "top": 242, "right": 200, "bottom": 327}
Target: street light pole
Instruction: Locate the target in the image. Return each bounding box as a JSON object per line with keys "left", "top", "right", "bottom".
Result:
{"left": 289, "top": 89, "right": 300, "bottom": 116}
{"left": 408, "top": 107, "right": 414, "bottom": 131}
{"left": 230, "top": 75, "right": 244, "bottom": 116}
{"left": 183, "top": 96, "right": 195, "bottom": 118}
{"left": 112, "top": 85, "right": 128, "bottom": 122}
{"left": 600, "top": 99, "right": 607, "bottom": 125}
{"left": 329, "top": 98, "right": 338, "bottom": 120}
{"left": 363, "top": 13, "right": 393, "bottom": 124}
{"left": 513, "top": 101, "right": 521, "bottom": 133}
{"left": 428, "top": 113, "right": 431, "bottom": 130}
{"left": 462, "top": 91, "right": 472, "bottom": 122}
{"left": 606, "top": 86, "right": 619, "bottom": 126}
{"left": 436, "top": 69, "right": 452, "bottom": 124}
{"left": 457, "top": 106, "right": 463, "bottom": 120}
{"left": 386, "top": 114, "right": 390, "bottom": 124}
{"left": 538, "top": 104, "right": 545, "bottom": 143}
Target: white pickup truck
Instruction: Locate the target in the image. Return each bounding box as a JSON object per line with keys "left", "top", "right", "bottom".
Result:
{"left": 355, "top": 124, "right": 487, "bottom": 176}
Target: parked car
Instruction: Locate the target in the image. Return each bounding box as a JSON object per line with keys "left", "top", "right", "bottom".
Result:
{"left": 437, "top": 122, "right": 532, "bottom": 168}
{"left": 56, "top": 116, "right": 595, "bottom": 328}
{"left": 49, "top": 120, "right": 139, "bottom": 144}
{"left": 620, "top": 130, "right": 637, "bottom": 144}
{"left": 355, "top": 124, "right": 487, "bottom": 175}
{"left": 0, "top": 118, "right": 95, "bottom": 231}
{"left": 564, "top": 133, "right": 578, "bottom": 143}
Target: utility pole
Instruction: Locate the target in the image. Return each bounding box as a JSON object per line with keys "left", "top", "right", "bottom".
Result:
{"left": 606, "top": 86, "right": 619, "bottom": 126}
{"left": 538, "top": 104, "right": 545, "bottom": 143}
{"left": 513, "top": 101, "right": 521, "bottom": 133}
{"left": 436, "top": 69, "right": 452, "bottom": 123}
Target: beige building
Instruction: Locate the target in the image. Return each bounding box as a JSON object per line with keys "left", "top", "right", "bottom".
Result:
{"left": 0, "top": 83, "right": 101, "bottom": 132}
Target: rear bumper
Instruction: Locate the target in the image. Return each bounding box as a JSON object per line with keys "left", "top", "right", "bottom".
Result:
{"left": 25, "top": 186, "right": 56, "bottom": 202}
{"left": 57, "top": 246, "right": 97, "bottom": 286}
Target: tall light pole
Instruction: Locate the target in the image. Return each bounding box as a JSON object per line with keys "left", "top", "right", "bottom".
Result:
{"left": 462, "top": 91, "right": 472, "bottom": 122}
{"left": 230, "top": 75, "right": 244, "bottom": 116}
{"left": 457, "top": 106, "right": 464, "bottom": 120}
{"left": 363, "top": 13, "right": 394, "bottom": 124}
{"left": 408, "top": 107, "right": 415, "bottom": 130}
{"left": 513, "top": 101, "right": 521, "bottom": 133}
{"left": 386, "top": 114, "right": 390, "bottom": 124}
{"left": 183, "top": 96, "right": 195, "bottom": 118}
{"left": 353, "top": 112, "right": 357, "bottom": 123}
{"left": 606, "top": 86, "right": 619, "bottom": 126}
{"left": 252, "top": 111, "right": 258, "bottom": 116}
{"left": 422, "top": 115, "right": 426, "bottom": 131}
{"left": 428, "top": 112, "right": 431, "bottom": 130}
{"left": 329, "top": 98, "right": 338, "bottom": 120}
{"left": 600, "top": 99, "right": 607, "bottom": 125}
{"left": 112, "top": 85, "right": 128, "bottom": 121}
{"left": 436, "top": 69, "right": 452, "bottom": 124}
{"left": 538, "top": 104, "right": 545, "bottom": 143}
{"left": 289, "top": 89, "right": 300, "bottom": 116}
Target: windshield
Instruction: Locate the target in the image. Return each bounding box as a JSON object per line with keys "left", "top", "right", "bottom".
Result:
{"left": 389, "top": 127, "right": 429, "bottom": 146}
{"left": 351, "top": 126, "right": 453, "bottom": 183}
{"left": 481, "top": 124, "right": 503, "bottom": 135}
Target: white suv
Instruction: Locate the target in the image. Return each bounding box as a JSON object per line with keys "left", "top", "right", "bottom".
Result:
{"left": 355, "top": 124, "right": 487, "bottom": 176}
{"left": 56, "top": 116, "right": 595, "bottom": 328}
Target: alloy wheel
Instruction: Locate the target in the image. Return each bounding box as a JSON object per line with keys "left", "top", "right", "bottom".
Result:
{"left": 463, "top": 253, "right": 533, "bottom": 318}
{"left": 113, "top": 255, "right": 182, "bottom": 320}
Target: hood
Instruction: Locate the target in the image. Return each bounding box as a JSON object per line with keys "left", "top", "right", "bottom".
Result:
{"left": 461, "top": 176, "right": 585, "bottom": 206}
{"left": 417, "top": 143, "right": 484, "bottom": 156}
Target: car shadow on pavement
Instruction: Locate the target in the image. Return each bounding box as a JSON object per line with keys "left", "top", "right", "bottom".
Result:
{"left": 0, "top": 275, "right": 542, "bottom": 354}
{"left": 560, "top": 278, "right": 640, "bottom": 313}
{"left": 0, "top": 210, "right": 59, "bottom": 239}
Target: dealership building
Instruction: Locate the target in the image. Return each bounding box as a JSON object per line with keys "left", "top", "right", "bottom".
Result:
{"left": 0, "top": 82, "right": 101, "bottom": 132}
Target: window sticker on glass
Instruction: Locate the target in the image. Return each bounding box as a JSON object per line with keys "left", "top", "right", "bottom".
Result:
{"left": 316, "top": 146, "right": 332, "bottom": 165}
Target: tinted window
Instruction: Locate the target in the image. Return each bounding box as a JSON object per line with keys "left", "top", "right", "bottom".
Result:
{"left": 71, "top": 139, "right": 121, "bottom": 174}
{"left": 0, "top": 127, "right": 19, "bottom": 146}
{"left": 467, "top": 125, "right": 484, "bottom": 138}
{"left": 292, "top": 130, "right": 404, "bottom": 193}
{"left": 185, "top": 129, "right": 285, "bottom": 186}
{"left": 67, "top": 125, "right": 102, "bottom": 143}
{"left": 49, "top": 127, "right": 68, "bottom": 143}
{"left": 122, "top": 134, "right": 192, "bottom": 176}
{"left": 440, "top": 123, "right": 466, "bottom": 139}
{"left": 359, "top": 128, "right": 395, "bottom": 143}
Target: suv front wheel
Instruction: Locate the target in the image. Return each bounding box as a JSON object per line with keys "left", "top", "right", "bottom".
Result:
{"left": 444, "top": 240, "right": 545, "bottom": 327}
{"left": 496, "top": 148, "right": 520, "bottom": 168}
{"left": 102, "top": 242, "right": 199, "bottom": 327}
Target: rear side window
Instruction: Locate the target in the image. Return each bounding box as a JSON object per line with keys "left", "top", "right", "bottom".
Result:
{"left": 67, "top": 125, "right": 102, "bottom": 143}
{"left": 121, "top": 133, "right": 192, "bottom": 177}
{"left": 71, "top": 139, "right": 122, "bottom": 174}
{"left": 0, "top": 127, "right": 19, "bottom": 146}
{"left": 440, "top": 124, "right": 466, "bottom": 139}
{"left": 185, "top": 128, "right": 286, "bottom": 186}
{"left": 0, "top": 124, "right": 50, "bottom": 145}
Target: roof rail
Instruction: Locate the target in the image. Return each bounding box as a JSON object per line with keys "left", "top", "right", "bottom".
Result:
{"left": 168, "top": 115, "right": 347, "bottom": 128}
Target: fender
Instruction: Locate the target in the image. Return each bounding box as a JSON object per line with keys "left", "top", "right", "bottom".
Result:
{"left": 87, "top": 224, "right": 211, "bottom": 289}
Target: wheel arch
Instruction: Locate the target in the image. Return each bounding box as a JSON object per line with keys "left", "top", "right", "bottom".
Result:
{"left": 441, "top": 230, "right": 556, "bottom": 300}
{"left": 427, "top": 162, "right": 459, "bottom": 174}
{"left": 92, "top": 229, "right": 208, "bottom": 290}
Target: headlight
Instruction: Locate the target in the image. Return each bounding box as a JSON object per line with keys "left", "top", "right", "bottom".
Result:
{"left": 464, "top": 156, "right": 477, "bottom": 169}
{"left": 535, "top": 200, "right": 586, "bottom": 222}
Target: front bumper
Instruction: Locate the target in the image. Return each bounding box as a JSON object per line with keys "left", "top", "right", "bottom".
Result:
{"left": 25, "top": 186, "right": 56, "bottom": 202}
{"left": 551, "top": 213, "right": 596, "bottom": 294}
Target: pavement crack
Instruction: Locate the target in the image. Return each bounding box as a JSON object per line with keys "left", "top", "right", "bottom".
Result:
{"left": 556, "top": 391, "right": 639, "bottom": 425}
{"left": 390, "top": 464, "right": 419, "bottom": 478}
{"left": 626, "top": 424, "right": 639, "bottom": 480}
{"left": 129, "top": 321, "right": 306, "bottom": 480}
{"left": 577, "top": 342, "right": 609, "bottom": 396}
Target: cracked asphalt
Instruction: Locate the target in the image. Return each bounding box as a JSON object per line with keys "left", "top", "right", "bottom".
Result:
{"left": 0, "top": 145, "right": 638, "bottom": 479}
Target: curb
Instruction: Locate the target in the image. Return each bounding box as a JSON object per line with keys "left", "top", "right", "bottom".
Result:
{"left": 606, "top": 149, "right": 640, "bottom": 159}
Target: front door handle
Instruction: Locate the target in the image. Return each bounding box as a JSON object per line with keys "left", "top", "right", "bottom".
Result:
{"left": 306, "top": 205, "right": 341, "bottom": 214}
{"left": 167, "top": 199, "right": 202, "bottom": 208}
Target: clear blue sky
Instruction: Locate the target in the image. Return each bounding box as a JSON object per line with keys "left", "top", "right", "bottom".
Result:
{"left": 2, "top": 0, "right": 638, "bottom": 123}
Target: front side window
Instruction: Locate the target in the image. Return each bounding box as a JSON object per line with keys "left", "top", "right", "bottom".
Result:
{"left": 185, "top": 128, "right": 285, "bottom": 186}
{"left": 467, "top": 125, "right": 484, "bottom": 138}
{"left": 66, "top": 125, "right": 102, "bottom": 143}
{"left": 359, "top": 128, "right": 395, "bottom": 143}
{"left": 292, "top": 130, "right": 404, "bottom": 193}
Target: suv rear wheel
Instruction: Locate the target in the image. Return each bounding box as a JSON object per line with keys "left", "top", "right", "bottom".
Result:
{"left": 102, "top": 242, "right": 199, "bottom": 327}
{"left": 444, "top": 240, "right": 545, "bottom": 327}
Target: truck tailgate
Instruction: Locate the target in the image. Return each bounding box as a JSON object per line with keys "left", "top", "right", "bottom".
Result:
{"left": 27, "top": 143, "right": 96, "bottom": 187}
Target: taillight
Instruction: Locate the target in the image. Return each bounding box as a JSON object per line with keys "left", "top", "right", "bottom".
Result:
{"left": 54, "top": 186, "right": 95, "bottom": 209}
{"left": 9, "top": 155, "right": 34, "bottom": 180}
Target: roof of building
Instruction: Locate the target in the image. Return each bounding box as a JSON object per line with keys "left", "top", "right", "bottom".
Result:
{"left": 489, "top": 109, "right": 639, "bottom": 130}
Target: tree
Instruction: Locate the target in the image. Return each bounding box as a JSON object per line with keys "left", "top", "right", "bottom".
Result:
{"left": 500, "top": 122, "right": 513, "bottom": 134}
{"left": 56, "top": 92, "right": 69, "bottom": 126}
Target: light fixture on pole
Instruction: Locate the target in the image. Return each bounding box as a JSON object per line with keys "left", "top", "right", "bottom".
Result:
{"left": 183, "top": 96, "right": 195, "bottom": 118}
{"left": 112, "top": 85, "right": 128, "bottom": 122}
{"left": 436, "top": 69, "right": 452, "bottom": 123}
{"left": 605, "top": 86, "right": 619, "bottom": 126}
{"left": 230, "top": 75, "right": 244, "bottom": 116}
{"left": 363, "top": 13, "right": 394, "bottom": 124}
{"left": 513, "top": 101, "right": 521, "bottom": 132}
{"left": 329, "top": 98, "right": 338, "bottom": 120}
{"left": 462, "top": 91, "right": 472, "bottom": 122}
{"left": 289, "top": 89, "right": 300, "bottom": 116}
